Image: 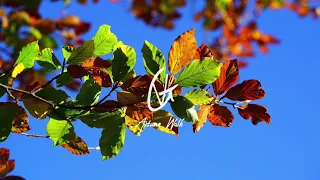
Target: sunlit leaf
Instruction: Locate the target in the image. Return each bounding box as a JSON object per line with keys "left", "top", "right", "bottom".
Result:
{"left": 193, "top": 105, "right": 211, "bottom": 133}
{"left": 46, "top": 118, "right": 76, "bottom": 146}
{"left": 168, "top": 29, "right": 197, "bottom": 75}
{"left": 11, "top": 62, "right": 25, "bottom": 78}
{"left": 36, "top": 48, "right": 61, "bottom": 70}
{"left": 0, "top": 160, "right": 15, "bottom": 177}
{"left": 175, "top": 57, "right": 222, "bottom": 87}
{"left": 14, "top": 41, "right": 39, "bottom": 68}
{"left": 152, "top": 110, "right": 178, "bottom": 136}
{"left": 194, "top": 43, "right": 214, "bottom": 59}
{"left": 93, "top": 24, "right": 118, "bottom": 56}
{"left": 62, "top": 46, "right": 75, "bottom": 60}
{"left": 184, "top": 89, "right": 213, "bottom": 105}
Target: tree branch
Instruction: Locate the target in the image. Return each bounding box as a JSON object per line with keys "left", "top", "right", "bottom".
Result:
{"left": 20, "top": 133, "right": 50, "bottom": 138}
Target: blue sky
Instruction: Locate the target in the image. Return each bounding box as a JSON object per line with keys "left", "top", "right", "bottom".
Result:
{"left": 2, "top": 1, "right": 320, "bottom": 180}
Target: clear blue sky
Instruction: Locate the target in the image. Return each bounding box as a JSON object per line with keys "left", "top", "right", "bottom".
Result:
{"left": 2, "top": 1, "right": 320, "bottom": 180}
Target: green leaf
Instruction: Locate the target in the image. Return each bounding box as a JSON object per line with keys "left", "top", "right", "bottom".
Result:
{"left": 170, "top": 96, "right": 199, "bottom": 122}
{"left": 48, "top": 101, "right": 88, "bottom": 120}
{"left": 93, "top": 24, "right": 118, "bottom": 56}
{"left": 29, "top": 27, "right": 42, "bottom": 40}
{"left": 68, "top": 40, "right": 94, "bottom": 65}
{"left": 80, "top": 109, "right": 124, "bottom": 129}
{"left": 56, "top": 72, "right": 74, "bottom": 87}
{"left": 76, "top": 78, "right": 101, "bottom": 106}
{"left": 0, "top": 106, "right": 17, "bottom": 142}
{"left": 39, "top": 35, "right": 58, "bottom": 49}
{"left": 175, "top": 58, "right": 222, "bottom": 87}
{"left": 46, "top": 118, "right": 76, "bottom": 146}
{"left": 0, "top": 74, "right": 11, "bottom": 98}
{"left": 184, "top": 89, "right": 213, "bottom": 105}
{"left": 112, "top": 41, "right": 136, "bottom": 82}
{"left": 142, "top": 40, "right": 166, "bottom": 83}
{"left": 36, "top": 48, "right": 61, "bottom": 70}
{"left": 99, "top": 116, "right": 126, "bottom": 160}
{"left": 14, "top": 41, "right": 39, "bottom": 68}
{"left": 36, "top": 86, "right": 69, "bottom": 104}
{"left": 62, "top": 46, "right": 75, "bottom": 60}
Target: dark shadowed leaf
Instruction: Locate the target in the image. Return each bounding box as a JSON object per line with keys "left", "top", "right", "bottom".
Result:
{"left": 67, "top": 65, "right": 87, "bottom": 78}
{"left": 36, "top": 48, "right": 61, "bottom": 70}
{"left": 2, "top": 176, "right": 25, "bottom": 180}
{"left": 76, "top": 78, "right": 101, "bottom": 106}
{"left": 238, "top": 104, "right": 271, "bottom": 125}
{"left": 225, "top": 80, "right": 265, "bottom": 101}
{"left": 56, "top": 72, "right": 74, "bottom": 87}
{"left": 61, "top": 136, "right": 90, "bottom": 155}
{"left": 170, "top": 96, "right": 199, "bottom": 122}
{"left": 213, "top": 59, "right": 239, "bottom": 95}
{"left": 68, "top": 40, "right": 94, "bottom": 65}
{"left": 142, "top": 40, "right": 166, "bottom": 83}
{"left": 99, "top": 116, "right": 126, "bottom": 160}
{"left": 0, "top": 104, "right": 18, "bottom": 142}
{"left": 36, "top": 86, "right": 69, "bottom": 104}
{"left": 208, "top": 104, "right": 234, "bottom": 127}
{"left": 80, "top": 109, "right": 124, "bottom": 129}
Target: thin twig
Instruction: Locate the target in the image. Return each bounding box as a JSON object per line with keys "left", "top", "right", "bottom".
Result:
{"left": 41, "top": 72, "right": 66, "bottom": 89}
{"left": 97, "top": 82, "right": 119, "bottom": 104}
{"left": 88, "top": 146, "right": 100, "bottom": 150}
{"left": 5, "top": 88, "right": 18, "bottom": 103}
{"left": 20, "top": 133, "right": 50, "bottom": 138}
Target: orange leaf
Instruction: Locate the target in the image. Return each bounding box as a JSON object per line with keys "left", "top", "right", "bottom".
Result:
{"left": 208, "top": 104, "right": 233, "bottom": 127}
{"left": 82, "top": 56, "right": 111, "bottom": 70}
{"left": 193, "top": 105, "right": 210, "bottom": 133}
{"left": 11, "top": 106, "right": 29, "bottom": 134}
{"left": 0, "top": 148, "right": 9, "bottom": 163}
{"left": 92, "top": 69, "right": 111, "bottom": 87}
{"left": 0, "top": 160, "right": 15, "bottom": 177}
{"left": 61, "top": 136, "right": 90, "bottom": 155}
{"left": 238, "top": 104, "right": 270, "bottom": 125}
{"left": 225, "top": 80, "right": 265, "bottom": 101}
{"left": 213, "top": 59, "right": 239, "bottom": 95}
{"left": 67, "top": 65, "right": 87, "bottom": 78}
{"left": 194, "top": 43, "right": 214, "bottom": 59}
{"left": 168, "top": 28, "right": 197, "bottom": 75}
{"left": 126, "top": 101, "right": 153, "bottom": 121}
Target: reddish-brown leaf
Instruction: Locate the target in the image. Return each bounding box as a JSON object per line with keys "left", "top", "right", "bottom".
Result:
{"left": 121, "top": 74, "right": 163, "bottom": 97}
{"left": 0, "top": 148, "right": 9, "bottom": 163}
{"left": 208, "top": 104, "right": 234, "bottom": 127}
{"left": 213, "top": 59, "right": 239, "bottom": 95}
{"left": 11, "top": 106, "right": 30, "bottom": 134}
{"left": 194, "top": 43, "right": 214, "bottom": 59}
{"left": 0, "top": 160, "right": 15, "bottom": 177}
{"left": 238, "top": 104, "right": 271, "bottom": 125}
{"left": 67, "top": 65, "right": 87, "bottom": 78}
{"left": 173, "top": 86, "right": 182, "bottom": 95}
{"left": 225, "top": 80, "right": 265, "bottom": 101}
{"left": 75, "top": 22, "right": 91, "bottom": 35}
{"left": 193, "top": 105, "right": 211, "bottom": 133}
{"left": 82, "top": 56, "right": 111, "bottom": 70}
{"left": 92, "top": 69, "right": 111, "bottom": 87}
{"left": 61, "top": 136, "right": 90, "bottom": 155}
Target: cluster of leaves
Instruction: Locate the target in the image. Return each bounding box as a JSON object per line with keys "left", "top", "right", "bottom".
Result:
{"left": 0, "top": 148, "right": 25, "bottom": 180}
{"left": 0, "top": 0, "right": 91, "bottom": 95}
{"left": 0, "top": 25, "right": 270, "bottom": 160}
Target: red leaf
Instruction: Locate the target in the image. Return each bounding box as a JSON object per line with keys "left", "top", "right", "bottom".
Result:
{"left": 75, "top": 22, "right": 91, "bottom": 35}
{"left": 208, "top": 104, "right": 234, "bottom": 127}
{"left": 225, "top": 80, "right": 265, "bottom": 101}
{"left": 213, "top": 59, "right": 239, "bottom": 95}
{"left": 3, "top": 176, "right": 25, "bottom": 180}
{"left": 238, "top": 104, "right": 271, "bottom": 125}
{"left": 82, "top": 57, "right": 111, "bottom": 70}
{"left": 67, "top": 65, "right": 87, "bottom": 78}
{"left": 121, "top": 74, "right": 163, "bottom": 98}
{"left": 0, "top": 148, "right": 10, "bottom": 163}
{"left": 194, "top": 44, "right": 214, "bottom": 59}
{"left": 92, "top": 70, "right": 111, "bottom": 87}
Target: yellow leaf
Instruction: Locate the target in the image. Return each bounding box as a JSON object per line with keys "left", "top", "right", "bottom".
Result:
{"left": 23, "top": 96, "right": 52, "bottom": 120}
{"left": 193, "top": 105, "right": 211, "bottom": 133}
{"left": 152, "top": 110, "right": 178, "bottom": 136}
{"left": 125, "top": 115, "right": 144, "bottom": 136}
{"left": 11, "top": 62, "right": 25, "bottom": 78}
{"left": 168, "top": 28, "right": 197, "bottom": 75}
